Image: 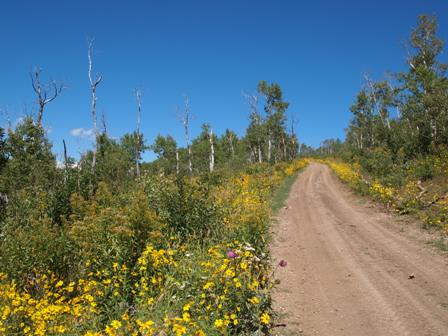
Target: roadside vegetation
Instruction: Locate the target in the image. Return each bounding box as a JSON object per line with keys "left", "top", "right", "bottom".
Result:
{"left": 270, "top": 161, "right": 308, "bottom": 213}
{"left": 0, "top": 43, "right": 308, "bottom": 336}
{"left": 0, "top": 159, "right": 308, "bottom": 335}
{"left": 322, "top": 158, "right": 447, "bottom": 232}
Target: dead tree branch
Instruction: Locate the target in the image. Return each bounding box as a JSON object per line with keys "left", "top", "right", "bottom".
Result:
{"left": 87, "top": 37, "right": 102, "bottom": 172}
{"left": 30, "top": 67, "right": 64, "bottom": 125}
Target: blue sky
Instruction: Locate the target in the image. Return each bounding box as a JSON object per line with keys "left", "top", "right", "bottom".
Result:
{"left": 1, "top": 1, "right": 447, "bottom": 161}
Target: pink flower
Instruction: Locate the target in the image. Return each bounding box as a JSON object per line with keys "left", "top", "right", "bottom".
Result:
{"left": 279, "top": 259, "right": 287, "bottom": 267}
{"left": 227, "top": 250, "right": 237, "bottom": 259}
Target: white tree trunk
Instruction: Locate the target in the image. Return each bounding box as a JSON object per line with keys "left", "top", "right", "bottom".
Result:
{"left": 268, "top": 136, "right": 272, "bottom": 162}
{"left": 87, "top": 38, "right": 102, "bottom": 173}
{"left": 187, "top": 146, "right": 192, "bottom": 174}
{"left": 176, "top": 148, "right": 180, "bottom": 175}
{"left": 209, "top": 128, "right": 215, "bottom": 173}
{"left": 229, "top": 135, "right": 234, "bottom": 157}
{"left": 135, "top": 89, "right": 142, "bottom": 178}
{"left": 91, "top": 86, "right": 97, "bottom": 172}
{"left": 281, "top": 134, "right": 287, "bottom": 161}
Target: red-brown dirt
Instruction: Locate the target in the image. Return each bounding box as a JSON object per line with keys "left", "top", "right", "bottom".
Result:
{"left": 272, "top": 163, "right": 448, "bottom": 336}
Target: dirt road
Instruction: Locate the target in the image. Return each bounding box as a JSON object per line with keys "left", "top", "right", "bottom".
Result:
{"left": 272, "top": 163, "right": 448, "bottom": 336}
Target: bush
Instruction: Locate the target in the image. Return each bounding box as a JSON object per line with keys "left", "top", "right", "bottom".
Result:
{"left": 143, "top": 176, "right": 223, "bottom": 241}
{"left": 413, "top": 156, "right": 435, "bottom": 181}
{"left": 69, "top": 182, "right": 165, "bottom": 269}
{"left": 0, "top": 217, "right": 76, "bottom": 282}
{"left": 359, "top": 147, "right": 394, "bottom": 178}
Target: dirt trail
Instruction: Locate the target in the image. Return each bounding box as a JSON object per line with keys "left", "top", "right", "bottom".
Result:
{"left": 272, "top": 163, "right": 448, "bottom": 336}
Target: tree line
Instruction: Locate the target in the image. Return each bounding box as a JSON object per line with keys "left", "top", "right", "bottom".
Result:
{"left": 313, "top": 14, "right": 447, "bottom": 179}
{"left": 345, "top": 15, "right": 448, "bottom": 161}
{"left": 151, "top": 81, "right": 299, "bottom": 175}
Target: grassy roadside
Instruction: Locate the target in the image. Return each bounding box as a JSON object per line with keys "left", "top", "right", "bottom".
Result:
{"left": 269, "top": 169, "right": 306, "bottom": 336}
{"left": 271, "top": 170, "right": 301, "bottom": 213}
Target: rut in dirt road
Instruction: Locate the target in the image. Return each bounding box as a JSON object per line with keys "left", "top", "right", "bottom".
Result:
{"left": 272, "top": 163, "right": 448, "bottom": 336}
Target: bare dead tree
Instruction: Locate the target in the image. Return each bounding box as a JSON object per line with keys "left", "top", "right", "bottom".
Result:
{"left": 87, "top": 37, "right": 103, "bottom": 172}
{"left": 178, "top": 95, "right": 193, "bottom": 175}
{"left": 134, "top": 88, "right": 143, "bottom": 177}
{"left": 176, "top": 148, "right": 180, "bottom": 175}
{"left": 209, "top": 126, "right": 215, "bottom": 173}
{"left": 30, "top": 67, "right": 64, "bottom": 125}
{"left": 63, "top": 139, "right": 69, "bottom": 182}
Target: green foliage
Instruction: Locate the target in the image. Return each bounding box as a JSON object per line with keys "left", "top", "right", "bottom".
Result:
{"left": 69, "top": 182, "right": 165, "bottom": 268}
{"left": 0, "top": 214, "right": 76, "bottom": 282}
{"left": 151, "top": 134, "right": 178, "bottom": 174}
{"left": 271, "top": 170, "right": 300, "bottom": 213}
{"left": 413, "top": 156, "right": 435, "bottom": 181}
{"left": 0, "top": 127, "right": 8, "bottom": 172}
{"left": 1, "top": 117, "right": 56, "bottom": 194}
{"left": 191, "top": 123, "right": 216, "bottom": 174}
{"left": 359, "top": 148, "right": 394, "bottom": 179}
{"left": 146, "top": 176, "right": 223, "bottom": 240}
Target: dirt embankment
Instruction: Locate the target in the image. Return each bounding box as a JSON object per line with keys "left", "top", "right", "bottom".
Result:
{"left": 272, "top": 163, "right": 448, "bottom": 336}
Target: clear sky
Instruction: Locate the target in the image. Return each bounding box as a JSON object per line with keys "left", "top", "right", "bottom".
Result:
{"left": 1, "top": 0, "right": 447, "bottom": 161}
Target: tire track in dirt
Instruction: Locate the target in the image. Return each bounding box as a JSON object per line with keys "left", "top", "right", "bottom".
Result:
{"left": 272, "top": 163, "right": 448, "bottom": 336}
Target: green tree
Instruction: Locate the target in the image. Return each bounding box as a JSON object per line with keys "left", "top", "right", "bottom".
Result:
{"left": 151, "top": 135, "right": 178, "bottom": 175}
{"left": 347, "top": 90, "right": 374, "bottom": 151}
{"left": 191, "top": 124, "right": 218, "bottom": 174}
{"left": 399, "top": 14, "right": 448, "bottom": 154}
{"left": 121, "top": 131, "right": 146, "bottom": 177}
{"left": 244, "top": 93, "right": 265, "bottom": 163}
{"left": 257, "top": 80, "right": 289, "bottom": 162}
{"left": 1, "top": 117, "right": 56, "bottom": 194}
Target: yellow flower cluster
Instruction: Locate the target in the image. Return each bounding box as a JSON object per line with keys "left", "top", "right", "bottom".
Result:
{"left": 321, "top": 157, "right": 448, "bottom": 231}
{"left": 0, "top": 239, "right": 272, "bottom": 335}
{"left": 425, "top": 197, "right": 448, "bottom": 231}
{"left": 214, "top": 159, "right": 309, "bottom": 232}
{"left": 284, "top": 159, "right": 310, "bottom": 176}
{"left": 0, "top": 271, "right": 98, "bottom": 335}
{"left": 370, "top": 182, "right": 396, "bottom": 203}
{"left": 324, "top": 160, "right": 362, "bottom": 186}
{"left": 323, "top": 159, "right": 396, "bottom": 203}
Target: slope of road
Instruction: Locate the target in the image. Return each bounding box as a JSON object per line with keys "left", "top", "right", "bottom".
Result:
{"left": 272, "top": 163, "right": 448, "bottom": 336}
